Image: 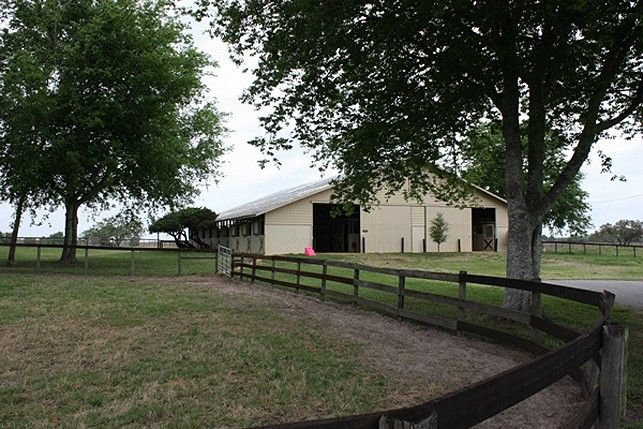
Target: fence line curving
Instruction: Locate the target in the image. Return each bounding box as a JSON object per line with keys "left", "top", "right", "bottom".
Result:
{"left": 231, "top": 252, "right": 627, "bottom": 429}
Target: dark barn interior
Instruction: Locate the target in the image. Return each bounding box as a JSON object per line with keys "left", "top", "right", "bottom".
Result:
{"left": 313, "top": 204, "right": 361, "bottom": 253}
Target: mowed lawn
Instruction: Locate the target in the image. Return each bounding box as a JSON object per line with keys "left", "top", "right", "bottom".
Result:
{"left": 1, "top": 245, "right": 641, "bottom": 279}
{"left": 0, "top": 274, "right": 438, "bottom": 428}
{"left": 1, "top": 246, "right": 642, "bottom": 425}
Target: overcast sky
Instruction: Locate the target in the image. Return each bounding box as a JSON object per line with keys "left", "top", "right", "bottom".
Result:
{"left": 0, "top": 16, "right": 641, "bottom": 238}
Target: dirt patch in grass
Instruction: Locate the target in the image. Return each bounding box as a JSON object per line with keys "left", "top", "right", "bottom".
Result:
{"left": 190, "top": 275, "right": 583, "bottom": 428}
{"left": 0, "top": 273, "right": 584, "bottom": 428}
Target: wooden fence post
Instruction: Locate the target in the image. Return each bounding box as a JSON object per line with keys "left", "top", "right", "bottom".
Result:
{"left": 296, "top": 261, "right": 301, "bottom": 292}
{"left": 130, "top": 250, "right": 135, "bottom": 277}
{"left": 457, "top": 271, "right": 467, "bottom": 333}
{"left": 84, "top": 246, "right": 89, "bottom": 272}
{"left": 177, "top": 251, "right": 182, "bottom": 276}
{"left": 599, "top": 244, "right": 602, "bottom": 255}
{"left": 271, "top": 259, "right": 276, "bottom": 284}
{"left": 634, "top": 247, "right": 637, "bottom": 258}
{"left": 352, "top": 268, "right": 360, "bottom": 307}
{"left": 555, "top": 242, "right": 558, "bottom": 253}
{"left": 251, "top": 256, "right": 257, "bottom": 283}
{"left": 568, "top": 242, "right": 572, "bottom": 254}
{"left": 583, "top": 243, "right": 586, "bottom": 255}
{"left": 239, "top": 256, "right": 245, "bottom": 281}
{"left": 615, "top": 245, "right": 619, "bottom": 257}
{"left": 397, "top": 275, "right": 405, "bottom": 321}
{"left": 600, "top": 323, "right": 628, "bottom": 428}
{"left": 36, "top": 245, "right": 41, "bottom": 275}
{"left": 321, "top": 261, "right": 327, "bottom": 300}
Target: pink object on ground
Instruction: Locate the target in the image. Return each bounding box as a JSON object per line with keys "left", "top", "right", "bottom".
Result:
{"left": 304, "top": 247, "right": 316, "bottom": 256}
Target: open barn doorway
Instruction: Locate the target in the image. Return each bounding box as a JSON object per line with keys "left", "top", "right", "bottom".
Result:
{"left": 313, "top": 204, "right": 361, "bottom": 253}
{"left": 472, "top": 208, "right": 496, "bottom": 251}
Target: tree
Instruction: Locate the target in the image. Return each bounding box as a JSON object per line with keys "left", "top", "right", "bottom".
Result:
{"left": 201, "top": 1, "right": 642, "bottom": 311}
{"left": 82, "top": 215, "right": 144, "bottom": 247}
{"left": 429, "top": 213, "right": 449, "bottom": 252}
{"left": 461, "top": 122, "right": 591, "bottom": 236}
{"left": 149, "top": 207, "right": 218, "bottom": 249}
{"left": 590, "top": 220, "right": 642, "bottom": 245}
{"left": 1, "top": 0, "right": 226, "bottom": 264}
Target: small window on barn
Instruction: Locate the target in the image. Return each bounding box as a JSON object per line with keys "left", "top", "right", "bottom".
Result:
{"left": 242, "top": 223, "right": 251, "bottom": 236}
{"left": 253, "top": 221, "right": 264, "bottom": 235}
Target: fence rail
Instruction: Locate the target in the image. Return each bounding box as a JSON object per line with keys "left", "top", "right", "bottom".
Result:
{"left": 0, "top": 242, "right": 217, "bottom": 276}
{"left": 543, "top": 240, "right": 640, "bottom": 257}
{"left": 231, "top": 252, "right": 626, "bottom": 429}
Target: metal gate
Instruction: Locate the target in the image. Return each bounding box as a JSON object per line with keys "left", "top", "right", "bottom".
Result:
{"left": 217, "top": 245, "right": 233, "bottom": 277}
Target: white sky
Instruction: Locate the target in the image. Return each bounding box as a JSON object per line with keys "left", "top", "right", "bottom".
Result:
{"left": 0, "top": 17, "right": 641, "bottom": 238}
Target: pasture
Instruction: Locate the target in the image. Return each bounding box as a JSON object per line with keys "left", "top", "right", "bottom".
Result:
{"left": 1, "top": 246, "right": 641, "bottom": 426}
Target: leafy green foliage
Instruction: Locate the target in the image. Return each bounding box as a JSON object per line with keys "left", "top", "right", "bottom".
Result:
{"left": 0, "top": 0, "right": 227, "bottom": 260}
{"left": 47, "top": 232, "right": 64, "bottom": 239}
{"left": 590, "top": 220, "right": 642, "bottom": 245}
{"left": 149, "top": 207, "right": 217, "bottom": 248}
{"left": 199, "top": 1, "right": 641, "bottom": 297}
{"left": 461, "top": 122, "right": 591, "bottom": 236}
{"left": 428, "top": 213, "right": 449, "bottom": 252}
{"left": 82, "top": 215, "right": 144, "bottom": 246}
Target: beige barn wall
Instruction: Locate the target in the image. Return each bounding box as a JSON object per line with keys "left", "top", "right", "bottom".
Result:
{"left": 425, "top": 207, "right": 472, "bottom": 252}
{"left": 259, "top": 183, "right": 507, "bottom": 254}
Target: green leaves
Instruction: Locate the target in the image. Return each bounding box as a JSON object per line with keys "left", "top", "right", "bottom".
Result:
{"left": 0, "top": 0, "right": 227, "bottom": 216}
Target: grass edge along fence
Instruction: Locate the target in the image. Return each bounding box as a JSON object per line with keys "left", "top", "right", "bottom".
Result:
{"left": 543, "top": 240, "right": 641, "bottom": 257}
{"left": 231, "top": 252, "right": 627, "bottom": 429}
{"left": 1, "top": 242, "right": 218, "bottom": 276}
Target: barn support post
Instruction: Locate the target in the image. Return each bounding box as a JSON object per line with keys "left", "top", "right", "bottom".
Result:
{"left": 397, "top": 275, "right": 405, "bottom": 321}
{"left": 362, "top": 236, "right": 366, "bottom": 253}
{"left": 401, "top": 237, "right": 405, "bottom": 253}
{"left": 457, "top": 238, "right": 461, "bottom": 253}
{"left": 600, "top": 323, "right": 628, "bottom": 428}
{"left": 457, "top": 271, "right": 467, "bottom": 334}
{"left": 352, "top": 268, "right": 360, "bottom": 307}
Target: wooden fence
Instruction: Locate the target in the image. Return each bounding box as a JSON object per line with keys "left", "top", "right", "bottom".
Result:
{"left": 543, "top": 240, "right": 640, "bottom": 257}
{"left": 0, "top": 242, "right": 217, "bottom": 276}
{"left": 231, "top": 253, "right": 627, "bottom": 429}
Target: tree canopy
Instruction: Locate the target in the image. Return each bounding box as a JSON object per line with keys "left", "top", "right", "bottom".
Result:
{"left": 589, "top": 219, "right": 642, "bottom": 245}
{"left": 149, "top": 207, "right": 218, "bottom": 249}
{"left": 0, "top": 0, "right": 226, "bottom": 262}
{"left": 82, "top": 215, "right": 144, "bottom": 247}
{"left": 460, "top": 122, "right": 591, "bottom": 236}
{"left": 200, "top": 0, "right": 642, "bottom": 310}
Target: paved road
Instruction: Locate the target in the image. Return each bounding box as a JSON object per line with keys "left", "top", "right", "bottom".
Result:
{"left": 547, "top": 280, "right": 643, "bottom": 310}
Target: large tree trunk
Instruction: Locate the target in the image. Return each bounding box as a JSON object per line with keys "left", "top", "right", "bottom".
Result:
{"left": 60, "top": 200, "right": 79, "bottom": 264}
{"left": 6, "top": 196, "right": 25, "bottom": 267}
{"left": 503, "top": 198, "right": 543, "bottom": 312}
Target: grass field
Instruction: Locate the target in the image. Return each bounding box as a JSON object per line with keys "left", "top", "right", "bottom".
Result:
{"left": 1, "top": 246, "right": 641, "bottom": 425}
{"left": 1, "top": 245, "right": 642, "bottom": 279}
{"left": 1, "top": 274, "right": 444, "bottom": 427}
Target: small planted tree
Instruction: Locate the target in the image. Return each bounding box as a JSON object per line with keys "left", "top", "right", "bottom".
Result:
{"left": 82, "top": 215, "right": 144, "bottom": 247}
{"left": 149, "top": 208, "right": 218, "bottom": 249}
{"left": 429, "top": 213, "right": 449, "bottom": 252}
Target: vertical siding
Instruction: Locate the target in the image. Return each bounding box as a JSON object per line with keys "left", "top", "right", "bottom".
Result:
{"left": 426, "top": 207, "right": 472, "bottom": 252}
{"left": 361, "top": 206, "right": 410, "bottom": 253}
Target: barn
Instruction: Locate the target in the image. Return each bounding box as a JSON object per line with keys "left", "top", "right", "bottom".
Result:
{"left": 196, "top": 177, "right": 508, "bottom": 255}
